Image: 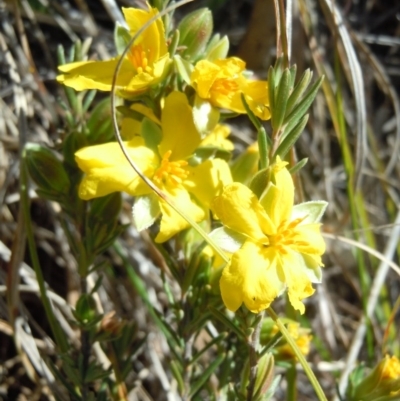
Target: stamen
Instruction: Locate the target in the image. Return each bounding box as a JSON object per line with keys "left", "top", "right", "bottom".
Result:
{"left": 153, "top": 150, "right": 189, "bottom": 188}
{"left": 127, "top": 44, "right": 153, "bottom": 74}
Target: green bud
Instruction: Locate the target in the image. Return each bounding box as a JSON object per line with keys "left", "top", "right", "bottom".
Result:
{"left": 178, "top": 8, "right": 213, "bottom": 61}
{"left": 254, "top": 353, "right": 275, "bottom": 398}
{"left": 350, "top": 356, "right": 400, "bottom": 401}
{"left": 74, "top": 294, "right": 97, "bottom": 324}
{"left": 204, "top": 34, "right": 229, "bottom": 61}
{"left": 25, "top": 143, "right": 70, "bottom": 194}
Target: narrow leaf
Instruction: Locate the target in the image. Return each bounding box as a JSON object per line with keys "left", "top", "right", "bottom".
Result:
{"left": 274, "top": 114, "right": 309, "bottom": 158}
{"left": 273, "top": 69, "right": 292, "bottom": 131}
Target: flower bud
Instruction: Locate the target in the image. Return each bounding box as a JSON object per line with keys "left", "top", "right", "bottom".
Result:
{"left": 178, "top": 8, "right": 213, "bottom": 60}
{"left": 254, "top": 353, "right": 275, "bottom": 398}
{"left": 25, "top": 143, "right": 70, "bottom": 194}
{"left": 350, "top": 355, "right": 400, "bottom": 401}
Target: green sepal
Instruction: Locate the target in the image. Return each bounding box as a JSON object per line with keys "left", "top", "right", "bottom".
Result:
{"left": 168, "top": 29, "right": 180, "bottom": 56}
{"left": 190, "top": 146, "right": 231, "bottom": 165}
{"left": 140, "top": 117, "right": 163, "bottom": 151}
{"left": 132, "top": 194, "right": 160, "bottom": 232}
{"left": 291, "top": 201, "right": 328, "bottom": 224}
{"left": 230, "top": 145, "right": 259, "bottom": 185}
{"left": 204, "top": 34, "right": 229, "bottom": 61}
{"left": 173, "top": 54, "right": 194, "bottom": 85}
{"left": 249, "top": 167, "right": 271, "bottom": 199}
{"left": 193, "top": 94, "right": 220, "bottom": 137}
{"left": 114, "top": 23, "right": 131, "bottom": 55}
{"left": 209, "top": 227, "right": 245, "bottom": 254}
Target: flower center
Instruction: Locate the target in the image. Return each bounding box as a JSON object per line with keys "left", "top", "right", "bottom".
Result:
{"left": 127, "top": 44, "right": 153, "bottom": 74}
{"left": 212, "top": 78, "right": 239, "bottom": 96}
{"left": 265, "top": 218, "right": 308, "bottom": 254}
{"left": 153, "top": 150, "right": 189, "bottom": 189}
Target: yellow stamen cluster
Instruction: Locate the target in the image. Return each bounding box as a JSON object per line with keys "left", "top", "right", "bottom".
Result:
{"left": 212, "top": 78, "right": 239, "bottom": 96}
{"left": 128, "top": 44, "right": 153, "bottom": 74}
{"left": 153, "top": 150, "right": 189, "bottom": 188}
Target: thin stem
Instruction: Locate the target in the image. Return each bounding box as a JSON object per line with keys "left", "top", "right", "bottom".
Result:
{"left": 267, "top": 307, "right": 328, "bottom": 401}
{"left": 80, "top": 277, "right": 90, "bottom": 400}
{"left": 247, "top": 314, "right": 262, "bottom": 401}
{"left": 21, "top": 152, "right": 69, "bottom": 353}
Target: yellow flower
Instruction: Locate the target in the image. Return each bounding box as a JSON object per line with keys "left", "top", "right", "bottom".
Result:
{"left": 57, "top": 7, "right": 169, "bottom": 94}
{"left": 211, "top": 159, "right": 327, "bottom": 313}
{"left": 191, "top": 57, "right": 270, "bottom": 120}
{"left": 75, "top": 91, "right": 232, "bottom": 242}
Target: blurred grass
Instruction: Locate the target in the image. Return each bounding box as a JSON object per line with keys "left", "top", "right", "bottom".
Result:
{"left": 1, "top": 0, "right": 400, "bottom": 400}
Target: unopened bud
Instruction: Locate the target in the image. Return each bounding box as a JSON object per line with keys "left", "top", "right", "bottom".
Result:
{"left": 178, "top": 8, "right": 213, "bottom": 60}
{"left": 351, "top": 355, "right": 400, "bottom": 401}
{"left": 254, "top": 353, "right": 275, "bottom": 398}
{"left": 25, "top": 143, "right": 70, "bottom": 194}
{"left": 100, "top": 311, "right": 124, "bottom": 336}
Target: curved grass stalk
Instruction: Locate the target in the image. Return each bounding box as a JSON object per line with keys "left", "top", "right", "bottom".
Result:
{"left": 109, "top": 4, "right": 329, "bottom": 400}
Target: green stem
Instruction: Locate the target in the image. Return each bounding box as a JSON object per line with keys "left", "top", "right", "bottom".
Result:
{"left": 21, "top": 152, "right": 69, "bottom": 353}
{"left": 247, "top": 315, "right": 262, "bottom": 401}
{"left": 267, "top": 307, "right": 328, "bottom": 401}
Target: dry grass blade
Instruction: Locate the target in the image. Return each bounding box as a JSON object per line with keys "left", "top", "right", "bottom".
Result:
{"left": 326, "top": 208, "right": 400, "bottom": 398}
{"left": 319, "top": 0, "right": 367, "bottom": 191}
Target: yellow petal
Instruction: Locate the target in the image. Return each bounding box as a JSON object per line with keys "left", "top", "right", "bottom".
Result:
{"left": 159, "top": 91, "right": 201, "bottom": 160}
{"left": 200, "top": 124, "right": 234, "bottom": 151}
{"left": 279, "top": 251, "right": 315, "bottom": 314}
{"left": 292, "top": 223, "right": 326, "bottom": 256}
{"left": 75, "top": 139, "right": 157, "bottom": 199}
{"left": 243, "top": 80, "right": 270, "bottom": 120}
{"left": 260, "top": 160, "right": 294, "bottom": 225}
{"left": 156, "top": 188, "right": 207, "bottom": 242}
{"left": 184, "top": 159, "right": 232, "bottom": 207}
{"left": 190, "top": 59, "right": 220, "bottom": 98}
{"left": 212, "top": 183, "right": 275, "bottom": 241}
{"left": 57, "top": 58, "right": 136, "bottom": 92}
{"left": 122, "top": 6, "right": 167, "bottom": 61}
{"left": 220, "top": 241, "right": 284, "bottom": 313}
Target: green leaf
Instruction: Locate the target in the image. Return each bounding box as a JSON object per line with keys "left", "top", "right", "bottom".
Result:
{"left": 140, "top": 117, "right": 163, "bottom": 151}
{"left": 209, "top": 307, "right": 244, "bottom": 338}
{"left": 283, "top": 75, "right": 324, "bottom": 133}
{"left": 209, "top": 227, "right": 245, "bottom": 254}
{"left": 132, "top": 194, "right": 160, "bottom": 232}
{"left": 274, "top": 114, "right": 309, "bottom": 159}
{"left": 288, "top": 158, "right": 308, "bottom": 175}
{"left": 193, "top": 94, "right": 220, "bottom": 137}
{"left": 273, "top": 68, "right": 291, "bottom": 131}
{"left": 189, "top": 354, "right": 225, "bottom": 397}
{"left": 285, "top": 69, "right": 312, "bottom": 116}
{"left": 291, "top": 201, "right": 328, "bottom": 224}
